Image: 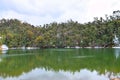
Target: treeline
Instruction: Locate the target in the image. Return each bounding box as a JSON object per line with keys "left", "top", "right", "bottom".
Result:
{"left": 0, "top": 10, "right": 120, "bottom": 48}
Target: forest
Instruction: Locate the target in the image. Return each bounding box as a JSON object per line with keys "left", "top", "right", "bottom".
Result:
{"left": 0, "top": 10, "right": 120, "bottom": 48}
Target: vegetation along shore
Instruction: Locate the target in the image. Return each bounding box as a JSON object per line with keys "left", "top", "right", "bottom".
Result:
{"left": 0, "top": 10, "right": 120, "bottom": 48}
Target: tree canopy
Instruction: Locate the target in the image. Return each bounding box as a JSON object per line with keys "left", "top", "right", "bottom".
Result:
{"left": 0, "top": 10, "right": 120, "bottom": 48}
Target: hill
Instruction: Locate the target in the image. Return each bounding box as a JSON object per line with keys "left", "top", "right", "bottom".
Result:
{"left": 0, "top": 10, "right": 120, "bottom": 48}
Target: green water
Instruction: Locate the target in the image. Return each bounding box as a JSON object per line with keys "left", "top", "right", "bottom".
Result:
{"left": 0, "top": 48, "right": 120, "bottom": 80}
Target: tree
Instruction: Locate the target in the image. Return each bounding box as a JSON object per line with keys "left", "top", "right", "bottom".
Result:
{"left": 34, "top": 36, "right": 44, "bottom": 47}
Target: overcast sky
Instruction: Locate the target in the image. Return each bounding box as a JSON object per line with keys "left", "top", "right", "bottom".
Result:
{"left": 0, "top": 0, "right": 120, "bottom": 25}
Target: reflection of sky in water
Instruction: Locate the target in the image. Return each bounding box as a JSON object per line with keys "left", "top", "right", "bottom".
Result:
{"left": 0, "top": 68, "right": 109, "bottom": 80}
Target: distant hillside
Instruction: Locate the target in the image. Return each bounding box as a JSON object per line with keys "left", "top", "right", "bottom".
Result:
{"left": 0, "top": 10, "right": 120, "bottom": 48}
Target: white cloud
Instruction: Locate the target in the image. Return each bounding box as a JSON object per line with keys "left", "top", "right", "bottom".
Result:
{"left": 0, "top": 0, "right": 120, "bottom": 25}
{"left": 86, "top": 0, "right": 120, "bottom": 21}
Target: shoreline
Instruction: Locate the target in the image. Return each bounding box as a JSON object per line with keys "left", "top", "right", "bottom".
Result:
{"left": 1, "top": 45, "right": 120, "bottom": 51}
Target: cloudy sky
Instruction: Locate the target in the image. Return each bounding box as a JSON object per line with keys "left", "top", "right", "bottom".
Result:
{"left": 0, "top": 0, "right": 120, "bottom": 25}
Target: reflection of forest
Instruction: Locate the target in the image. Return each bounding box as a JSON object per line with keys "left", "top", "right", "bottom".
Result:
{"left": 0, "top": 49, "right": 120, "bottom": 77}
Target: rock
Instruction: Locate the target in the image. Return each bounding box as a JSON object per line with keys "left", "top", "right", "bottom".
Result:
{"left": 110, "top": 78, "right": 120, "bottom": 80}
{"left": 0, "top": 44, "right": 9, "bottom": 51}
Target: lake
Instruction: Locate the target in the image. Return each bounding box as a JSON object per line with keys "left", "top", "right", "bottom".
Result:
{"left": 0, "top": 48, "right": 120, "bottom": 80}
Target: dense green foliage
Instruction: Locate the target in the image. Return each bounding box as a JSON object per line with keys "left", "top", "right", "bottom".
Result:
{"left": 1, "top": 10, "right": 120, "bottom": 48}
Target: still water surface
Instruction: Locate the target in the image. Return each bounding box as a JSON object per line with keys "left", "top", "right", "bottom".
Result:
{"left": 0, "top": 48, "right": 120, "bottom": 80}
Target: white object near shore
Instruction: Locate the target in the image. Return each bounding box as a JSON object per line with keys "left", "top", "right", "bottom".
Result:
{"left": 1, "top": 44, "right": 9, "bottom": 50}
{"left": 0, "top": 36, "right": 9, "bottom": 51}
{"left": 113, "top": 35, "right": 120, "bottom": 47}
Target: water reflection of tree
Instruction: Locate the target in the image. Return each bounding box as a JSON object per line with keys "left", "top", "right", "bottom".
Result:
{"left": 0, "top": 49, "right": 120, "bottom": 77}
